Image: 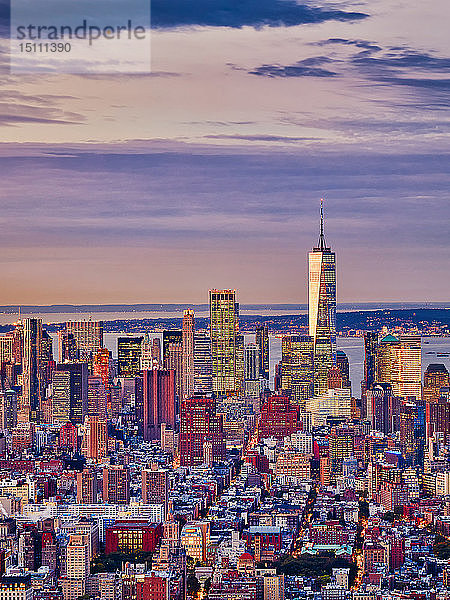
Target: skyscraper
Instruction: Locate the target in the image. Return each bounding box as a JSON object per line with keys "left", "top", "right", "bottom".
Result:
{"left": 308, "top": 201, "right": 336, "bottom": 396}
{"left": 281, "top": 335, "right": 314, "bottom": 407}
{"left": 51, "top": 370, "right": 71, "bottom": 425}
{"left": 82, "top": 415, "right": 108, "bottom": 462}
{"left": 66, "top": 320, "right": 103, "bottom": 361}
{"left": 193, "top": 331, "right": 213, "bottom": 395}
{"left": 182, "top": 310, "right": 195, "bottom": 399}
{"left": 376, "top": 334, "right": 422, "bottom": 401}
{"left": 118, "top": 337, "right": 143, "bottom": 378}
{"left": 102, "top": 465, "right": 130, "bottom": 504}
{"left": 244, "top": 343, "right": 260, "bottom": 397}
{"left": 56, "top": 362, "right": 88, "bottom": 425}
{"left": 256, "top": 324, "right": 270, "bottom": 380}
{"left": 209, "top": 289, "right": 238, "bottom": 395}
{"left": 22, "top": 318, "right": 43, "bottom": 422}
{"left": 179, "top": 397, "right": 225, "bottom": 466}
{"left": 362, "top": 331, "right": 378, "bottom": 395}
{"left": 142, "top": 369, "right": 176, "bottom": 441}
{"left": 87, "top": 376, "right": 108, "bottom": 417}
{"left": 92, "top": 347, "right": 112, "bottom": 388}
{"left": 163, "top": 331, "right": 183, "bottom": 399}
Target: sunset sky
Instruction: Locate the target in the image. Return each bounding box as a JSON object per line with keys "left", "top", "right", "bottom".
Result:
{"left": 0, "top": 0, "right": 449, "bottom": 304}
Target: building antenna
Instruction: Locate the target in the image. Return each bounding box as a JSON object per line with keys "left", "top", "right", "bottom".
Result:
{"left": 318, "top": 198, "right": 326, "bottom": 251}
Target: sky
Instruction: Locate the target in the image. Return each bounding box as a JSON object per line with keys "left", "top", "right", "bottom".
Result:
{"left": 0, "top": 0, "right": 449, "bottom": 304}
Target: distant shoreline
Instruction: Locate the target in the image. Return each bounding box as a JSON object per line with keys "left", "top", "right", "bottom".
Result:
{"left": 0, "top": 301, "right": 448, "bottom": 314}
{"left": 0, "top": 307, "right": 448, "bottom": 336}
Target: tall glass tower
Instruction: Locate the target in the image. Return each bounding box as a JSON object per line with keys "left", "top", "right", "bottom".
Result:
{"left": 209, "top": 289, "right": 238, "bottom": 394}
{"left": 308, "top": 200, "right": 336, "bottom": 396}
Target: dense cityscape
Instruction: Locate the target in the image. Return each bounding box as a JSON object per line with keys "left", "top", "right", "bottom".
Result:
{"left": 0, "top": 207, "right": 449, "bottom": 600}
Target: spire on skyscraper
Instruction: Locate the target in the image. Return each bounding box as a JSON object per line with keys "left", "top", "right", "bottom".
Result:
{"left": 318, "top": 198, "right": 326, "bottom": 251}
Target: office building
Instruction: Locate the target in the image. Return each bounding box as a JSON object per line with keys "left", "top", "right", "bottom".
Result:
{"left": 142, "top": 369, "right": 176, "bottom": 441}
{"left": 82, "top": 415, "right": 108, "bottom": 462}
{"left": 281, "top": 335, "right": 314, "bottom": 407}
{"left": 92, "top": 347, "right": 112, "bottom": 388}
{"left": 102, "top": 465, "right": 130, "bottom": 504}
{"left": 308, "top": 201, "right": 336, "bottom": 396}
{"left": 56, "top": 362, "right": 88, "bottom": 425}
{"left": 76, "top": 467, "right": 98, "bottom": 504}
{"left": 51, "top": 370, "right": 71, "bottom": 425}
{"left": 163, "top": 331, "right": 183, "bottom": 399}
{"left": 105, "top": 521, "right": 162, "bottom": 554}
{"left": 118, "top": 336, "right": 143, "bottom": 378}
{"left": 209, "top": 289, "right": 238, "bottom": 395}
{"left": 87, "top": 376, "right": 108, "bottom": 417}
{"left": 424, "top": 363, "right": 449, "bottom": 405}
{"left": 193, "top": 331, "right": 213, "bottom": 394}
{"left": 305, "top": 388, "right": 352, "bottom": 426}
{"left": 256, "top": 324, "right": 270, "bottom": 380}
{"left": 58, "top": 330, "right": 78, "bottom": 363}
{"left": 22, "top": 318, "right": 43, "bottom": 421}
{"left": 142, "top": 465, "right": 169, "bottom": 508}
{"left": 182, "top": 309, "right": 195, "bottom": 399}
{"left": 66, "top": 320, "right": 103, "bottom": 360}
{"left": 180, "top": 397, "right": 225, "bottom": 466}
{"left": 259, "top": 395, "right": 300, "bottom": 440}
{"left": 366, "top": 383, "right": 394, "bottom": 434}
{"left": 376, "top": 334, "right": 422, "bottom": 401}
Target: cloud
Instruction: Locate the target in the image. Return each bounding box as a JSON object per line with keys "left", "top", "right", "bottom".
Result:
{"left": 249, "top": 55, "right": 338, "bottom": 78}
{"left": 204, "top": 133, "right": 316, "bottom": 142}
{"left": 0, "top": 90, "right": 84, "bottom": 126}
{"left": 150, "top": 0, "right": 367, "bottom": 29}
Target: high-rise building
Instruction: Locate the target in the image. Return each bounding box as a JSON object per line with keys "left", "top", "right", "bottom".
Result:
{"left": 87, "top": 376, "right": 108, "bottom": 417}
{"left": 305, "top": 388, "right": 352, "bottom": 426}
{"left": 256, "top": 324, "right": 270, "bottom": 380}
{"left": 66, "top": 320, "right": 103, "bottom": 361}
{"left": 51, "top": 370, "right": 71, "bottom": 425}
{"left": 336, "top": 350, "right": 351, "bottom": 390}
{"left": 118, "top": 337, "right": 143, "bottom": 378}
{"left": 329, "top": 427, "right": 354, "bottom": 479}
{"left": 424, "top": 364, "right": 449, "bottom": 440}
{"left": 58, "top": 330, "right": 78, "bottom": 363}
{"left": 142, "top": 465, "right": 169, "bottom": 508}
{"left": 182, "top": 309, "right": 195, "bottom": 399}
{"left": 244, "top": 343, "right": 260, "bottom": 397}
{"left": 93, "top": 347, "right": 112, "bottom": 388}
{"left": 245, "top": 343, "right": 260, "bottom": 381}
{"left": 102, "top": 465, "right": 130, "bottom": 504}
{"left": 193, "top": 331, "right": 213, "bottom": 394}
{"left": 258, "top": 395, "right": 300, "bottom": 440}
{"left": 235, "top": 333, "right": 245, "bottom": 393}
{"left": 308, "top": 201, "right": 336, "bottom": 396}
{"left": 366, "top": 383, "right": 393, "bottom": 434}
{"left": 40, "top": 329, "right": 54, "bottom": 389}
{"left": 180, "top": 397, "right": 225, "bottom": 466}
{"left": 22, "top": 318, "right": 43, "bottom": 421}
{"left": 281, "top": 335, "right": 314, "bottom": 407}
{"left": 142, "top": 369, "right": 176, "bottom": 441}
{"left": 141, "top": 333, "right": 159, "bottom": 371}
{"left": 362, "top": 332, "right": 378, "bottom": 399}
{"left": 59, "top": 421, "right": 78, "bottom": 452}
{"left": 376, "top": 334, "right": 422, "bottom": 401}
{"left": 424, "top": 363, "right": 449, "bottom": 405}
{"left": 56, "top": 362, "right": 88, "bottom": 425}
{"left": 163, "top": 331, "right": 183, "bottom": 399}
{"left": 209, "top": 290, "right": 238, "bottom": 395}
{"left": 76, "top": 467, "right": 98, "bottom": 503}
{"left": 82, "top": 415, "right": 108, "bottom": 462}
{"left": 66, "top": 533, "right": 90, "bottom": 579}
